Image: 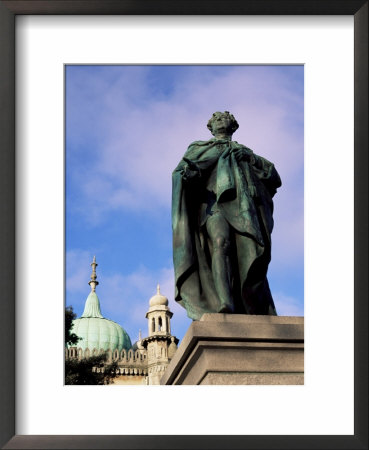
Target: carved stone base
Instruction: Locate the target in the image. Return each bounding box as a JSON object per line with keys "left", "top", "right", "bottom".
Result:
{"left": 160, "top": 314, "right": 304, "bottom": 385}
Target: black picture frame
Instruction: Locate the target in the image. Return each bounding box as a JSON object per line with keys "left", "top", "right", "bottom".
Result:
{"left": 0, "top": 1, "right": 367, "bottom": 449}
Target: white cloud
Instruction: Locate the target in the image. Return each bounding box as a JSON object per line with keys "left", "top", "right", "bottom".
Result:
{"left": 66, "top": 249, "right": 93, "bottom": 294}
{"left": 274, "top": 292, "right": 304, "bottom": 316}
{"left": 68, "top": 66, "right": 303, "bottom": 229}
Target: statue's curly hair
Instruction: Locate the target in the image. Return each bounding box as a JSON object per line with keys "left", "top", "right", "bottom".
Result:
{"left": 207, "top": 111, "right": 239, "bottom": 135}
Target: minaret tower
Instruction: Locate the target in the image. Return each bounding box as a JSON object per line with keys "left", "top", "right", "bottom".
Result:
{"left": 141, "top": 285, "right": 178, "bottom": 385}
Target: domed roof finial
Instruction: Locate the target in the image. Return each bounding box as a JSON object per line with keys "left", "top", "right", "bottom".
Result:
{"left": 88, "top": 255, "right": 99, "bottom": 292}
{"left": 149, "top": 284, "right": 168, "bottom": 307}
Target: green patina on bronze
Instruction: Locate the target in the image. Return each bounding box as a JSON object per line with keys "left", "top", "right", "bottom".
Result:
{"left": 172, "top": 111, "right": 282, "bottom": 320}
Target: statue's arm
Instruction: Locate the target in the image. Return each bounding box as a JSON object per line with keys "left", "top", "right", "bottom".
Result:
{"left": 233, "top": 144, "right": 281, "bottom": 195}
{"left": 251, "top": 154, "right": 282, "bottom": 196}
{"left": 173, "top": 141, "right": 215, "bottom": 182}
{"left": 232, "top": 146, "right": 256, "bottom": 164}
{"left": 173, "top": 156, "right": 201, "bottom": 182}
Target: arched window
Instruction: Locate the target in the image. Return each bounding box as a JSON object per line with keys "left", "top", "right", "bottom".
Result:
{"left": 152, "top": 318, "right": 155, "bottom": 333}
{"left": 158, "top": 316, "right": 162, "bottom": 331}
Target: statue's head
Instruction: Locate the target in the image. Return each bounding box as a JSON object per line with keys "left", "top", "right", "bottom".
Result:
{"left": 207, "top": 111, "right": 239, "bottom": 137}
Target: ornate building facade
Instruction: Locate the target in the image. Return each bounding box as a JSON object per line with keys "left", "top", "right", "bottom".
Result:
{"left": 66, "top": 257, "right": 179, "bottom": 385}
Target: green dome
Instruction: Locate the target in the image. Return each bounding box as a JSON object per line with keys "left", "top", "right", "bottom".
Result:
{"left": 70, "top": 291, "right": 132, "bottom": 352}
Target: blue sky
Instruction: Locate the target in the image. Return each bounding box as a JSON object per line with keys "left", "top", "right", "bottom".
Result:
{"left": 66, "top": 65, "right": 304, "bottom": 345}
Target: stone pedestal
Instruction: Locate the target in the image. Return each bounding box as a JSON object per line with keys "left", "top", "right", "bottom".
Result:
{"left": 160, "top": 314, "right": 304, "bottom": 385}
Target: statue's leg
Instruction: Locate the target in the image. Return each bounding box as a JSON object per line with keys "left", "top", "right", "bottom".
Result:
{"left": 206, "top": 213, "right": 235, "bottom": 313}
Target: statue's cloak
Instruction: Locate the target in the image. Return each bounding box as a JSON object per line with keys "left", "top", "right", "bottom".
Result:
{"left": 172, "top": 138, "right": 282, "bottom": 320}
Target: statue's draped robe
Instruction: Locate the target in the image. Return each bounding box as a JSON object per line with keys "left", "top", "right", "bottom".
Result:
{"left": 172, "top": 139, "right": 282, "bottom": 320}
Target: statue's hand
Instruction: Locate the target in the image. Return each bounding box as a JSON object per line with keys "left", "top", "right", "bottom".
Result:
{"left": 182, "top": 157, "right": 201, "bottom": 182}
{"left": 232, "top": 146, "right": 254, "bottom": 163}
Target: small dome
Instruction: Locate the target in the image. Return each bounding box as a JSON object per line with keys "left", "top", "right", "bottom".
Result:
{"left": 149, "top": 284, "right": 168, "bottom": 307}
{"left": 132, "top": 329, "right": 144, "bottom": 351}
{"left": 132, "top": 340, "right": 144, "bottom": 351}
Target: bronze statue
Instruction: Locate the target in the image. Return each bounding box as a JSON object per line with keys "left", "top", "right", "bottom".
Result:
{"left": 172, "top": 111, "right": 282, "bottom": 320}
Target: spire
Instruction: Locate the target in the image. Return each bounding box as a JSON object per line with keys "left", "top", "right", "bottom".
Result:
{"left": 82, "top": 256, "right": 103, "bottom": 318}
{"left": 157, "top": 284, "right": 160, "bottom": 295}
{"left": 139, "top": 329, "right": 142, "bottom": 340}
{"left": 88, "top": 255, "right": 99, "bottom": 292}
